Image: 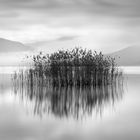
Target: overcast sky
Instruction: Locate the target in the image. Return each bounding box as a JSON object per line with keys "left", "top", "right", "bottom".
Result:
{"left": 0, "top": 0, "right": 140, "bottom": 53}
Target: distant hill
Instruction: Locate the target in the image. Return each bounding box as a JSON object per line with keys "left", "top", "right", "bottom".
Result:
{"left": 0, "top": 38, "right": 33, "bottom": 66}
{"left": 108, "top": 46, "right": 140, "bottom": 66}
{"left": 0, "top": 38, "right": 32, "bottom": 52}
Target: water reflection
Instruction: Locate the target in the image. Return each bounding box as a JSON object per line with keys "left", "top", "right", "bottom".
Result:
{"left": 12, "top": 72, "right": 124, "bottom": 119}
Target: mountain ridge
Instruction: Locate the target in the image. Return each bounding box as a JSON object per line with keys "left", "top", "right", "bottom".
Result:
{"left": 0, "top": 38, "right": 32, "bottom": 52}
{"left": 108, "top": 46, "right": 140, "bottom": 66}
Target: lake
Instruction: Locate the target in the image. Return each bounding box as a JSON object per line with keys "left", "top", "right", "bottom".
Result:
{"left": 0, "top": 66, "right": 140, "bottom": 140}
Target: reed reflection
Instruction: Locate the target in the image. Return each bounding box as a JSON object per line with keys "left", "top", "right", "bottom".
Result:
{"left": 12, "top": 71, "right": 124, "bottom": 119}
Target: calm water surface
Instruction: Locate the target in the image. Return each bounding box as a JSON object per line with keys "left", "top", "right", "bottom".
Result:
{"left": 0, "top": 67, "right": 140, "bottom": 140}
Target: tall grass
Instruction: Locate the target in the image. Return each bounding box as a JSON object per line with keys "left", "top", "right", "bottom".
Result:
{"left": 23, "top": 47, "right": 122, "bottom": 87}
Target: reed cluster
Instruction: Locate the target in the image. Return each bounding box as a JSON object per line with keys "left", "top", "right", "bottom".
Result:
{"left": 25, "top": 47, "right": 121, "bottom": 87}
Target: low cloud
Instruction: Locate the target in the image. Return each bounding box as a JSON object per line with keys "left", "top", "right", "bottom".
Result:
{"left": 58, "top": 35, "right": 78, "bottom": 41}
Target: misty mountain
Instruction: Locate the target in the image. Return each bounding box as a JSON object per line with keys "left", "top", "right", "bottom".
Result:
{"left": 108, "top": 46, "right": 140, "bottom": 66}
{"left": 0, "top": 38, "right": 32, "bottom": 52}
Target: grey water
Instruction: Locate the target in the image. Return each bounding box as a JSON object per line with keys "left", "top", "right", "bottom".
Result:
{"left": 0, "top": 67, "right": 140, "bottom": 140}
